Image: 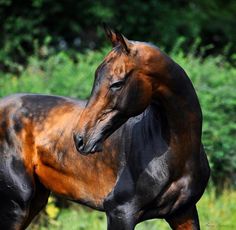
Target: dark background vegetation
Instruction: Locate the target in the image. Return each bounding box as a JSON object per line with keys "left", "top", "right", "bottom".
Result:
{"left": 1, "top": 0, "right": 236, "bottom": 71}
{"left": 0, "top": 0, "right": 236, "bottom": 229}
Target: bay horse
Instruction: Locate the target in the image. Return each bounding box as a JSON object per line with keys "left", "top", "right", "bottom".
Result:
{"left": 0, "top": 26, "right": 210, "bottom": 230}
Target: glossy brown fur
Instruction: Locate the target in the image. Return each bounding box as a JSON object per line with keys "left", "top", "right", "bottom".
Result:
{"left": 0, "top": 95, "right": 121, "bottom": 229}
{"left": 0, "top": 27, "right": 210, "bottom": 230}
{"left": 34, "top": 103, "right": 119, "bottom": 206}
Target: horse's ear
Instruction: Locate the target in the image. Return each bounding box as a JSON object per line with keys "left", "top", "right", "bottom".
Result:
{"left": 103, "top": 23, "right": 118, "bottom": 46}
{"left": 114, "top": 29, "right": 130, "bottom": 54}
{"left": 103, "top": 23, "right": 130, "bottom": 53}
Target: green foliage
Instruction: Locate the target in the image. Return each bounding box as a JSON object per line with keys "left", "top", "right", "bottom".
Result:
{"left": 0, "top": 49, "right": 108, "bottom": 99}
{"left": 1, "top": 0, "right": 236, "bottom": 71}
{"left": 27, "top": 189, "right": 236, "bottom": 229}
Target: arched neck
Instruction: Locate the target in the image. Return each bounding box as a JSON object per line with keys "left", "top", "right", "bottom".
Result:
{"left": 150, "top": 60, "right": 203, "bottom": 146}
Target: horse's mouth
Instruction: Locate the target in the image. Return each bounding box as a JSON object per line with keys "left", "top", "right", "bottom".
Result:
{"left": 75, "top": 111, "right": 127, "bottom": 156}
{"left": 75, "top": 138, "right": 103, "bottom": 155}
{"left": 89, "top": 141, "right": 103, "bottom": 154}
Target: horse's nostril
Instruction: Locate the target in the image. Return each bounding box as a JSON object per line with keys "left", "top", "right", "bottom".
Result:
{"left": 77, "top": 135, "right": 84, "bottom": 148}
{"left": 73, "top": 134, "right": 84, "bottom": 151}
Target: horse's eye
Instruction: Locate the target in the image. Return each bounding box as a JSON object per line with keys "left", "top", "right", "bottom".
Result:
{"left": 110, "top": 80, "right": 125, "bottom": 91}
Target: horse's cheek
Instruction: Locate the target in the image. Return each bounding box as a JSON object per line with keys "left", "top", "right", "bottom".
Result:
{"left": 119, "top": 79, "right": 152, "bottom": 116}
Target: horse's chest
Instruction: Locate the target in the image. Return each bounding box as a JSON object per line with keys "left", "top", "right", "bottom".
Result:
{"left": 132, "top": 151, "right": 170, "bottom": 200}
{"left": 108, "top": 149, "right": 170, "bottom": 210}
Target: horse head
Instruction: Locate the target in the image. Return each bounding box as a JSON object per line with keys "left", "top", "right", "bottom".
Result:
{"left": 74, "top": 25, "right": 171, "bottom": 154}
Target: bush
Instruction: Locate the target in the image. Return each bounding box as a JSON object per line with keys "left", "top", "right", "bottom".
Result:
{"left": 0, "top": 49, "right": 108, "bottom": 99}
{"left": 1, "top": 0, "right": 236, "bottom": 71}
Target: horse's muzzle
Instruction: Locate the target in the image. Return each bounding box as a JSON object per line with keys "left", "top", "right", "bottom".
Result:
{"left": 73, "top": 133, "right": 102, "bottom": 155}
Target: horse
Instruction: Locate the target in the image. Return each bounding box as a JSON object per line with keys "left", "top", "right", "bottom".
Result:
{"left": 0, "top": 26, "right": 210, "bottom": 230}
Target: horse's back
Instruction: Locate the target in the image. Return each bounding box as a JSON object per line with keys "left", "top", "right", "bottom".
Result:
{"left": 0, "top": 93, "right": 85, "bottom": 133}
{"left": 0, "top": 93, "right": 86, "bottom": 115}
{"left": 0, "top": 93, "right": 85, "bottom": 157}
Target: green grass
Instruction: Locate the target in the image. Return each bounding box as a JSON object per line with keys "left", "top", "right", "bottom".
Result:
{"left": 27, "top": 189, "right": 236, "bottom": 230}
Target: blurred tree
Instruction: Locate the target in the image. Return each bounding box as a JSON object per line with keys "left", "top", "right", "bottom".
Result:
{"left": 0, "top": 0, "right": 236, "bottom": 72}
